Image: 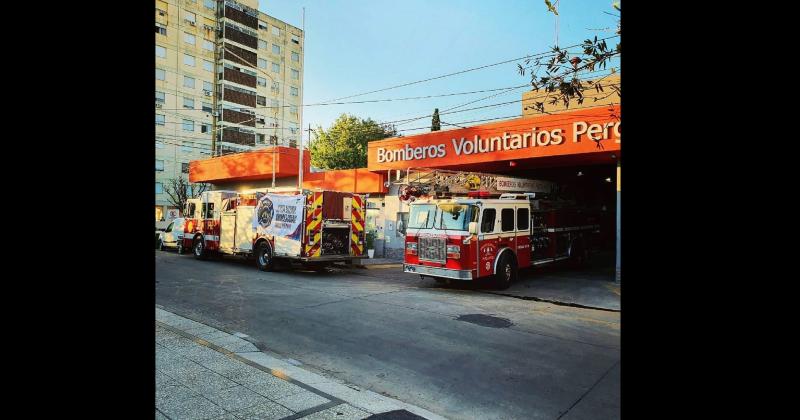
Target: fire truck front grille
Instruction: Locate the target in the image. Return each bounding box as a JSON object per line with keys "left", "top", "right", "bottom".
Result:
{"left": 418, "top": 236, "right": 446, "bottom": 263}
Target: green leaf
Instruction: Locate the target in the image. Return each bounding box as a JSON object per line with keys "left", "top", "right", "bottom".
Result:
{"left": 545, "top": 0, "right": 559, "bottom": 15}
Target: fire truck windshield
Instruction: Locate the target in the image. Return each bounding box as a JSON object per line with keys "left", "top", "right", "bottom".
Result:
{"left": 408, "top": 204, "right": 436, "bottom": 229}
{"left": 435, "top": 204, "right": 477, "bottom": 231}
{"left": 408, "top": 203, "right": 477, "bottom": 231}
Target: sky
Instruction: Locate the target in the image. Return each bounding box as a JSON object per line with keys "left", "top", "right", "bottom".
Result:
{"left": 258, "top": 0, "right": 619, "bottom": 145}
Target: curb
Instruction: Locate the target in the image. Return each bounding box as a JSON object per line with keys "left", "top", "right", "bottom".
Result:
{"left": 156, "top": 306, "right": 446, "bottom": 420}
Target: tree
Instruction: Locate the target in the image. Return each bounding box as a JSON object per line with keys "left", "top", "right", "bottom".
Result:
{"left": 431, "top": 108, "right": 441, "bottom": 132}
{"left": 518, "top": 1, "right": 621, "bottom": 114}
{"left": 163, "top": 176, "right": 209, "bottom": 215}
{"left": 309, "top": 114, "right": 397, "bottom": 170}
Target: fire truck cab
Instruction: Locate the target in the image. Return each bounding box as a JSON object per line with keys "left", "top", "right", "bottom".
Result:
{"left": 403, "top": 192, "right": 599, "bottom": 289}
{"left": 182, "top": 188, "right": 367, "bottom": 271}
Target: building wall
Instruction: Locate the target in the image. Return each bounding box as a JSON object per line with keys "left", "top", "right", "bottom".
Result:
{"left": 156, "top": 0, "right": 304, "bottom": 220}
{"left": 211, "top": 177, "right": 300, "bottom": 192}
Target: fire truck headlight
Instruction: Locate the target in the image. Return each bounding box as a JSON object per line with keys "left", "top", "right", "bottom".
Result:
{"left": 446, "top": 244, "right": 461, "bottom": 259}
{"left": 406, "top": 242, "right": 417, "bottom": 255}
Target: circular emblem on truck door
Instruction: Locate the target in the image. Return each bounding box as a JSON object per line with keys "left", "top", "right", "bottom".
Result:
{"left": 257, "top": 197, "right": 274, "bottom": 228}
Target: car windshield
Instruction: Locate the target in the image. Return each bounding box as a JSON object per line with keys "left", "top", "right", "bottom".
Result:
{"left": 435, "top": 204, "right": 477, "bottom": 231}
{"left": 408, "top": 204, "right": 436, "bottom": 229}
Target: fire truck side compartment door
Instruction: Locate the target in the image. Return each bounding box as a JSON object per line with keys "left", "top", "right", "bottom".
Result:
{"left": 235, "top": 206, "right": 255, "bottom": 251}
{"left": 220, "top": 211, "right": 236, "bottom": 251}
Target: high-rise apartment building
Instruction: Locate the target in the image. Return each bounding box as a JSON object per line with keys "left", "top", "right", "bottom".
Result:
{"left": 155, "top": 0, "right": 304, "bottom": 220}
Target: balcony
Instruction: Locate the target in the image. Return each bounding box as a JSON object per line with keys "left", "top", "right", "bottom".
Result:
{"left": 223, "top": 5, "right": 258, "bottom": 29}
{"left": 221, "top": 109, "right": 256, "bottom": 127}
{"left": 223, "top": 24, "right": 258, "bottom": 49}
{"left": 222, "top": 43, "right": 257, "bottom": 68}
{"left": 221, "top": 67, "right": 257, "bottom": 87}
{"left": 220, "top": 127, "right": 256, "bottom": 146}
{"left": 222, "top": 88, "right": 256, "bottom": 107}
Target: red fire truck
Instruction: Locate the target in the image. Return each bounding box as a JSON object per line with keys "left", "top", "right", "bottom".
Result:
{"left": 182, "top": 188, "right": 367, "bottom": 271}
{"left": 403, "top": 192, "right": 599, "bottom": 289}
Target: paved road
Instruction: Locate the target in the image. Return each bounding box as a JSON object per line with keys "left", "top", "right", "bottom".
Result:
{"left": 156, "top": 251, "right": 620, "bottom": 420}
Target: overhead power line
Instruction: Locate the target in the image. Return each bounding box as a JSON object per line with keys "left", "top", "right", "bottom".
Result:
{"left": 318, "top": 35, "right": 619, "bottom": 104}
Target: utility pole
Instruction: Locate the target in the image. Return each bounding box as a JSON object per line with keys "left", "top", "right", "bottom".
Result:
{"left": 297, "top": 7, "right": 306, "bottom": 192}
{"left": 615, "top": 159, "right": 621, "bottom": 284}
{"left": 299, "top": 123, "right": 310, "bottom": 190}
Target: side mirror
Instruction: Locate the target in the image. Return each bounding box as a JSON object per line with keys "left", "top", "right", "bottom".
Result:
{"left": 468, "top": 222, "right": 478, "bottom": 235}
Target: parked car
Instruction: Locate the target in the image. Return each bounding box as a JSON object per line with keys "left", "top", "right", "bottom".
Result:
{"left": 157, "top": 218, "right": 186, "bottom": 254}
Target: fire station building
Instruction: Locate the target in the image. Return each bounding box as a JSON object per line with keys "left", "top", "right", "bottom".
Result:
{"left": 189, "top": 105, "right": 620, "bottom": 276}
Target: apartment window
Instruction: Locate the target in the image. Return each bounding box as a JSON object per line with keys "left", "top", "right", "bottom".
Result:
{"left": 204, "top": 0, "right": 215, "bottom": 10}
{"left": 271, "top": 81, "right": 280, "bottom": 93}
{"left": 202, "top": 102, "right": 213, "bottom": 112}
{"left": 290, "top": 86, "right": 299, "bottom": 97}
{"left": 184, "top": 54, "right": 195, "bottom": 67}
{"left": 258, "top": 58, "right": 267, "bottom": 69}
{"left": 156, "top": 91, "right": 165, "bottom": 103}
{"left": 156, "top": 138, "right": 164, "bottom": 149}
{"left": 257, "top": 96, "right": 266, "bottom": 106}
{"left": 258, "top": 20, "right": 268, "bottom": 30}
{"left": 182, "top": 119, "right": 194, "bottom": 132}
{"left": 291, "top": 34, "right": 300, "bottom": 44}
{"left": 155, "top": 24, "right": 167, "bottom": 36}
{"left": 184, "top": 32, "right": 196, "bottom": 45}
{"left": 156, "top": 160, "right": 164, "bottom": 171}
{"left": 184, "top": 76, "right": 195, "bottom": 88}
{"left": 203, "top": 39, "right": 214, "bottom": 51}
{"left": 182, "top": 163, "right": 190, "bottom": 174}
{"left": 203, "top": 81, "right": 213, "bottom": 92}
{"left": 156, "top": 68, "right": 165, "bottom": 80}
{"left": 201, "top": 124, "right": 210, "bottom": 133}
{"left": 183, "top": 97, "right": 194, "bottom": 109}
{"left": 156, "top": 182, "right": 163, "bottom": 194}
{"left": 271, "top": 99, "right": 280, "bottom": 108}
{"left": 156, "top": 45, "right": 166, "bottom": 58}
{"left": 181, "top": 141, "right": 192, "bottom": 152}
{"left": 290, "top": 105, "right": 298, "bottom": 115}
{"left": 156, "top": 114, "right": 165, "bottom": 125}
{"left": 258, "top": 40, "right": 267, "bottom": 49}
{"left": 203, "top": 60, "right": 213, "bottom": 72}
{"left": 291, "top": 69, "right": 299, "bottom": 80}
{"left": 184, "top": 11, "right": 196, "bottom": 25}
{"left": 257, "top": 76, "right": 267, "bottom": 87}
{"left": 272, "top": 44, "right": 280, "bottom": 55}
{"left": 291, "top": 51, "right": 299, "bottom": 62}
{"left": 271, "top": 62, "right": 280, "bottom": 73}
{"left": 272, "top": 26, "right": 280, "bottom": 36}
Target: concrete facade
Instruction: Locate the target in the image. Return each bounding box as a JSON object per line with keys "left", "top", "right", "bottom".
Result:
{"left": 156, "top": 0, "right": 304, "bottom": 221}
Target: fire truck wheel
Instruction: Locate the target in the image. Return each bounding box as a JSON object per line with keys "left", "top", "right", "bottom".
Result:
{"left": 494, "top": 253, "right": 517, "bottom": 290}
{"left": 256, "top": 241, "right": 274, "bottom": 271}
{"left": 193, "top": 237, "right": 208, "bottom": 260}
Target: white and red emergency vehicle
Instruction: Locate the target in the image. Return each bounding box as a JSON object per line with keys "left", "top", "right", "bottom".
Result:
{"left": 181, "top": 188, "right": 367, "bottom": 271}
{"left": 403, "top": 191, "right": 599, "bottom": 289}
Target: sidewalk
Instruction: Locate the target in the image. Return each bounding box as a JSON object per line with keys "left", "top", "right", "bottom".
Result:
{"left": 156, "top": 307, "right": 443, "bottom": 420}
{"left": 490, "top": 255, "right": 620, "bottom": 311}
